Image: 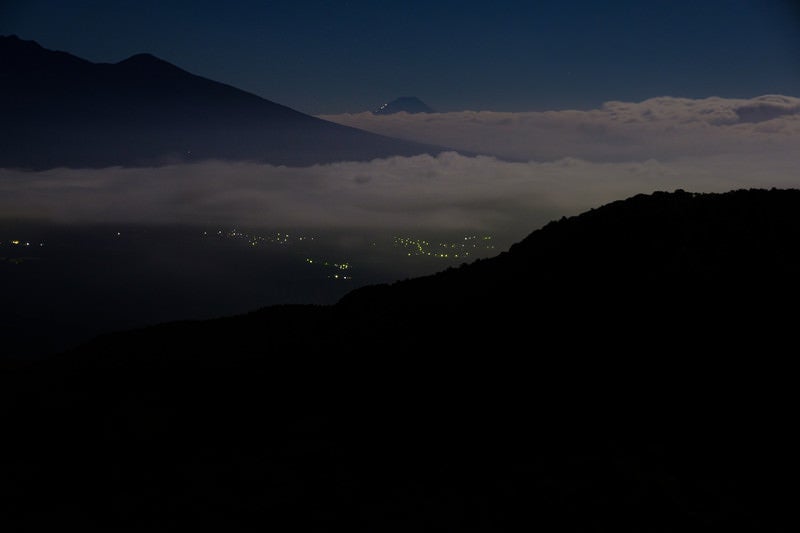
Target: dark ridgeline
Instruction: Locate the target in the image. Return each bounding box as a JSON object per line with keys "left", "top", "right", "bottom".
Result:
{"left": 374, "top": 96, "right": 436, "bottom": 114}
{"left": 0, "top": 35, "right": 447, "bottom": 169}
{"left": 2, "top": 189, "right": 797, "bottom": 530}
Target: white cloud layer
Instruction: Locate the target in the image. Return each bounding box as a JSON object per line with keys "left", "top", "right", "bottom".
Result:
{"left": 2, "top": 152, "right": 798, "bottom": 248}
{"left": 1, "top": 96, "right": 798, "bottom": 247}
{"left": 320, "top": 95, "right": 800, "bottom": 163}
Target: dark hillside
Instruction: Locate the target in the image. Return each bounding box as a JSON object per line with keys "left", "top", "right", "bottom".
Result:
{"left": 1, "top": 189, "right": 796, "bottom": 530}
{"left": 341, "top": 188, "right": 800, "bottom": 355}
{"left": 0, "top": 35, "right": 448, "bottom": 168}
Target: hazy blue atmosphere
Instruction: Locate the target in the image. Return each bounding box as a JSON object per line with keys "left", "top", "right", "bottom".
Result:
{"left": 1, "top": 0, "right": 798, "bottom": 114}
{"left": 2, "top": 1, "right": 799, "bottom": 357}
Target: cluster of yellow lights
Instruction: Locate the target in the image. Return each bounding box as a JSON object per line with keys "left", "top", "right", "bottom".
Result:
{"left": 1, "top": 239, "right": 43, "bottom": 265}
{"left": 205, "top": 229, "right": 316, "bottom": 247}
{"left": 203, "top": 228, "right": 351, "bottom": 280}
{"left": 393, "top": 235, "right": 494, "bottom": 258}
{"left": 305, "top": 258, "right": 349, "bottom": 270}
{"left": 306, "top": 258, "right": 352, "bottom": 280}
{"left": 199, "top": 229, "right": 497, "bottom": 280}
{"left": 3, "top": 239, "right": 40, "bottom": 247}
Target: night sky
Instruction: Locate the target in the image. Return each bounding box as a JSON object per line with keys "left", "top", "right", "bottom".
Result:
{"left": 1, "top": 0, "right": 798, "bottom": 114}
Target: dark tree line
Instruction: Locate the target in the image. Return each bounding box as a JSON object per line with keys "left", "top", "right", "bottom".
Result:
{"left": 2, "top": 188, "right": 797, "bottom": 530}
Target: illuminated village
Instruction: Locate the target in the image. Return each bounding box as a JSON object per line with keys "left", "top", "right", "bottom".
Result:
{"left": 1, "top": 229, "right": 496, "bottom": 282}
{"left": 207, "top": 228, "right": 496, "bottom": 281}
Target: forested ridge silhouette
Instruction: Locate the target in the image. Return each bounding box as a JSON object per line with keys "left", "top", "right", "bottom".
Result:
{"left": 1, "top": 188, "right": 795, "bottom": 530}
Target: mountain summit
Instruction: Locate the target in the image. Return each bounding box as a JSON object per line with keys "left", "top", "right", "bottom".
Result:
{"left": 0, "top": 36, "right": 447, "bottom": 169}
{"left": 374, "top": 96, "right": 435, "bottom": 114}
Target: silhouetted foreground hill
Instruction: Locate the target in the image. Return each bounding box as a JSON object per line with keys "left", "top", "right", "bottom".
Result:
{"left": 0, "top": 35, "right": 447, "bottom": 168}
{"left": 1, "top": 189, "right": 796, "bottom": 529}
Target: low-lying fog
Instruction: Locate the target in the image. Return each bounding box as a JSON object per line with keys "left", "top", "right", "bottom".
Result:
{"left": 3, "top": 95, "right": 799, "bottom": 357}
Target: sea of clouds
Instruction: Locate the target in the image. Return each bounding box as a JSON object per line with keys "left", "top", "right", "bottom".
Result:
{"left": 321, "top": 95, "right": 800, "bottom": 162}
{"left": 3, "top": 95, "right": 799, "bottom": 245}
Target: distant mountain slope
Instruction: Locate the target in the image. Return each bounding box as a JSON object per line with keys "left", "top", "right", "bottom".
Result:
{"left": 0, "top": 35, "right": 448, "bottom": 169}
{"left": 1, "top": 189, "right": 796, "bottom": 529}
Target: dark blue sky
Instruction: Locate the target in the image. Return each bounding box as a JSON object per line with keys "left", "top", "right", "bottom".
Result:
{"left": 2, "top": 0, "right": 798, "bottom": 114}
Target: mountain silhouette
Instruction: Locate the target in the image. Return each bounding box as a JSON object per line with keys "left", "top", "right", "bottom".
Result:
{"left": 0, "top": 35, "right": 448, "bottom": 169}
{"left": 1, "top": 189, "right": 796, "bottom": 529}
{"left": 374, "top": 96, "right": 436, "bottom": 114}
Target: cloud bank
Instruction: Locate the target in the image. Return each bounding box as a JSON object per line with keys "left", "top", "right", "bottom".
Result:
{"left": 1, "top": 95, "right": 798, "bottom": 246}
{"left": 2, "top": 154, "right": 797, "bottom": 248}
{"left": 320, "top": 95, "right": 800, "bottom": 163}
